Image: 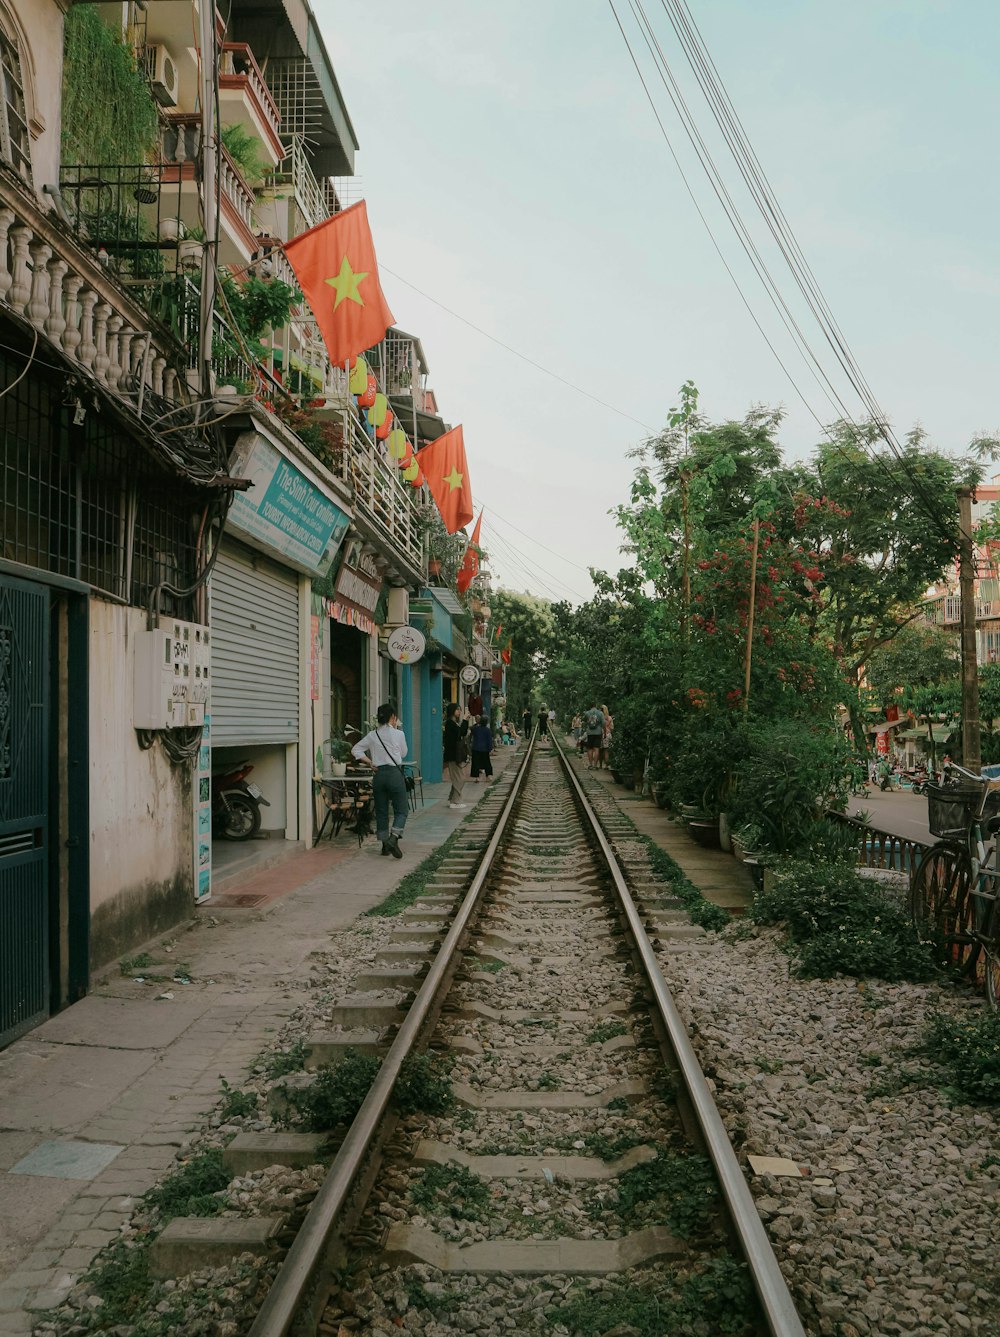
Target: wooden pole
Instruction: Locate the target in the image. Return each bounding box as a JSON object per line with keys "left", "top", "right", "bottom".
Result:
{"left": 681, "top": 471, "right": 691, "bottom": 638}
{"left": 743, "top": 518, "right": 760, "bottom": 715}
{"left": 958, "top": 487, "right": 982, "bottom": 770}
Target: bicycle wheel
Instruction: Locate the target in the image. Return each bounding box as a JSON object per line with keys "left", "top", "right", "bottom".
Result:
{"left": 911, "top": 843, "right": 972, "bottom": 967}
{"left": 971, "top": 873, "right": 1000, "bottom": 1008}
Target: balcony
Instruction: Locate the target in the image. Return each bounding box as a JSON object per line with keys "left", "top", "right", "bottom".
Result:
{"left": 0, "top": 171, "right": 189, "bottom": 406}
{"left": 219, "top": 43, "right": 284, "bottom": 168}
{"left": 264, "top": 135, "right": 331, "bottom": 237}
{"left": 160, "top": 119, "right": 258, "bottom": 262}
{"left": 329, "top": 413, "right": 425, "bottom": 579}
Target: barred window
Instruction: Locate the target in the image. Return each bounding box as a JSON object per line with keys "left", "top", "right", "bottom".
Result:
{"left": 0, "top": 27, "right": 30, "bottom": 185}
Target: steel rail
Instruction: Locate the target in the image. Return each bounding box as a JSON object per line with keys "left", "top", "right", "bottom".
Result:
{"left": 247, "top": 733, "right": 537, "bottom": 1337}
{"left": 552, "top": 736, "right": 807, "bottom": 1337}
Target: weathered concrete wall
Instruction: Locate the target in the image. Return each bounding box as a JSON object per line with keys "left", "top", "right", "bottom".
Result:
{"left": 11, "top": 0, "right": 66, "bottom": 193}
{"left": 89, "top": 602, "right": 193, "bottom": 970}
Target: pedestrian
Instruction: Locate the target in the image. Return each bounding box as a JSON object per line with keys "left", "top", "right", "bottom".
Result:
{"left": 522, "top": 706, "right": 532, "bottom": 738}
{"left": 351, "top": 703, "right": 408, "bottom": 858}
{"left": 444, "top": 704, "right": 470, "bottom": 809}
{"left": 583, "top": 702, "right": 604, "bottom": 769}
{"left": 470, "top": 715, "right": 494, "bottom": 781}
{"left": 538, "top": 704, "right": 549, "bottom": 738}
{"left": 548, "top": 707, "right": 556, "bottom": 734}
{"left": 600, "top": 704, "right": 614, "bottom": 769}
{"left": 572, "top": 713, "right": 582, "bottom": 742}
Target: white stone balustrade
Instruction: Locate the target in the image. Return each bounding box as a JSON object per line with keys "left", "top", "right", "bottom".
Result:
{"left": 0, "top": 179, "right": 185, "bottom": 406}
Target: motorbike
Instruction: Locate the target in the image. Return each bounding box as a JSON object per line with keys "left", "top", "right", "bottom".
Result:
{"left": 212, "top": 761, "right": 270, "bottom": 840}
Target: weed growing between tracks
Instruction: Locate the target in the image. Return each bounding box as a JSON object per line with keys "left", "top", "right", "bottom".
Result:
{"left": 411, "top": 1163, "right": 492, "bottom": 1220}
{"left": 283, "top": 1048, "right": 456, "bottom": 1129}
{"left": 547, "top": 1256, "right": 756, "bottom": 1336}
{"left": 586, "top": 1148, "right": 720, "bottom": 1240}
{"left": 603, "top": 812, "right": 730, "bottom": 931}
{"left": 144, "top": 1149, "right": 232, "bottom": 1220}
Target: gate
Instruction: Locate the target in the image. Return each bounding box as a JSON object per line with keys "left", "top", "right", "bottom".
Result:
{"left": 0, "top": 575, "right": 49, "bottom": 1048}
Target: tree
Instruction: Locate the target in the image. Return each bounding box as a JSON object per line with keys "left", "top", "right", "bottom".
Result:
{"left": 491, "top": 589, "right": 557, "bottom": 716}
{"left": 864, "top": 622, "right": 959, "bottom": 711}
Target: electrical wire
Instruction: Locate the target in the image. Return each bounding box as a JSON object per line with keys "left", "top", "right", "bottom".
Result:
{"left": 380, "top": 266, "right": 655, "bottom": 433}
{"left": 482, "top": 506, "right": 597, "bottom": 575}
{"left": 0, "top": 325, "right": 38, "bottom": 401}
{"left": 612, "top": 0, "right": 958, "bottom": 546}
{"left": 481, "top": 520, "right": 585, "bottom": 602}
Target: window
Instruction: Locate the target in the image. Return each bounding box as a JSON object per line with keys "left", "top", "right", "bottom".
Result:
{"left": 0, "top": 27, "right": 30, "bottom": 184}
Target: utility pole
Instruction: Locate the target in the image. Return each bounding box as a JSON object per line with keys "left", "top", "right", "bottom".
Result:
{"left": 743, "top": 517, "right": 760, "bottom": 714}
{"left": 198, "top": 0, "right": 218, "bottom": 401}
{"left": 958, "top": 488, "right": 981, "bottom": 771}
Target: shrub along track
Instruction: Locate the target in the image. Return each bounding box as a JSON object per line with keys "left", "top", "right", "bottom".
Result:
{"left": 243, "top": 735, "right": 804, "bottom": 1337}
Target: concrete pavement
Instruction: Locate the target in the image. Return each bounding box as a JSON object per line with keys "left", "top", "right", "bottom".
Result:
{"left": 847, "top": 786, "right": 933, "bottom": 845}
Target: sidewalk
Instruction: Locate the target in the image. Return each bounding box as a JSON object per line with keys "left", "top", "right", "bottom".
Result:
{"left": 0, "top": 749, "right": 519, "bottom": 1333}
{"left": 583, "top": 764, "right": 753, "bottom": 913}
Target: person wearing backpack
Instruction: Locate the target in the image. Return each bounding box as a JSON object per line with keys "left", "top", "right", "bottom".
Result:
{"left": 584, "top": 703, "right": 604, "bottom": 769}
{"left": 444, "top": 704, "right": 470, "bottom": 808}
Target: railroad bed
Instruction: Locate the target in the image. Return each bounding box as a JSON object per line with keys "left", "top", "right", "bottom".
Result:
{"left": 237, "top": 736, "right": 803, "bottom": 1337}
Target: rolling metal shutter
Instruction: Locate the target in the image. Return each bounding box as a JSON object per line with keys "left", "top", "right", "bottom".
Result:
{"left": 211, "top": 538, "right": 299, "bottom": 746}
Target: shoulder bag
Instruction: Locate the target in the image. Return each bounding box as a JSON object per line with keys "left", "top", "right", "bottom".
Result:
{"left": 377, "top": 728, "right": 415, "bottom": 791}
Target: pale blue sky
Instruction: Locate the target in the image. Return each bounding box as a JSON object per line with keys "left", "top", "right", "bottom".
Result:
{"left": 316, "top": 0, "right": 1000, "bottom": 602}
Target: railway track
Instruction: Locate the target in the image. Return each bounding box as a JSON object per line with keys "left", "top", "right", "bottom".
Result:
{"left": 248, "top": 734, "right": 805, "bottom": 1337}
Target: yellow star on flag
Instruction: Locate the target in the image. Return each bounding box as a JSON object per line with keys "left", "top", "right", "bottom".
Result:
{"left": 444, "top": 467, "right": 464, "bottom": 491}
{"left": 324, "top": 256, "right": 368, "bottom": 310}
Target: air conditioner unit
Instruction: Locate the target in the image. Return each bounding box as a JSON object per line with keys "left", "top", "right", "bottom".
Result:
{"left": 144, "top": 44, "right": 179, "bottom": 107}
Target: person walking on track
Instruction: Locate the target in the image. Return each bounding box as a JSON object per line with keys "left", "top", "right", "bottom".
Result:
{"left": 444, "top": 704, "right": 470, "bottom": 808}
{"left": 600, "top": 704, "right": 614, "bottom": 770}
{"left": 584, "top": 702, "right": 604, "bottom": 769}
{"left": 538, "top": 705, "right": 549, "bottom": 739}
{"left": 351, "top": 703, "right": 408, "bottom": 858}
{"left": 470, "top": 715, "right": 494, "bottom": 782}
{"left": 522, "top": 706, "right": 532, "bottom": 739}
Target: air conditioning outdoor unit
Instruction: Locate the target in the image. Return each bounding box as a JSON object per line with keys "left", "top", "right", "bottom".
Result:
{"left": 144, "top": 44, "right": 179, "bottom": 107}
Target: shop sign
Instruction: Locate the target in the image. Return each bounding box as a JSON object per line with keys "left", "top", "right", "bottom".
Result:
{"left": 460, "top": 664, "right": 480, "bottom": 685}
{"left": 334, "top": 549, "right": 382, "bottom": 620}
{"left": 310, "top": 614, "right": 322, "bottom": 701}
{"left": 386, "top": 625, "right": 426, "bottom": 664}
{"left": 227, "top": 432, "right": 349, "bottom": 575}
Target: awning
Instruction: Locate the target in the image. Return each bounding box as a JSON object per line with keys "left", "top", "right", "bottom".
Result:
{"left": 899, "top": 725, "right": 952, "bottom": 742}
{"left": 869, "top": 717, "right": 911, "bottom": 735}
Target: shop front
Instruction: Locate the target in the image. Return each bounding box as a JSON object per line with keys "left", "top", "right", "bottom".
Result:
{"left": 209, "top": 427, "right": 351, "bottom": 888}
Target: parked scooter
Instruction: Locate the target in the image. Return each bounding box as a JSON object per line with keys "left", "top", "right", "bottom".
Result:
{"left": 212, "top": 761, "right": 270, "bottom": 840}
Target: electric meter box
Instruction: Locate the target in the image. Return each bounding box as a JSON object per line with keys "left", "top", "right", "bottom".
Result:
{"left": 133, "top": 617, "right": 211, "bottom": 730}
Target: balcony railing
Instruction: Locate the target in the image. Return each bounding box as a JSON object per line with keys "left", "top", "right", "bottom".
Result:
{"left": 160, "top": 119, "right": 257, "bottom": 247}
{"left": 269, "top": 135, "right": 330, "bottom": 232}
{"left": 219, "top": 42, "right": 282, "bottom": 159}
{"left": 330, "top": 413, "right": 425, "bottom": 573}
{"left": 0, "top": 172, "right": 187, "bottom": 403}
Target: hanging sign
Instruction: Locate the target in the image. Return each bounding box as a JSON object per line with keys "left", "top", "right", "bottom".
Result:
{"left": 386, "top": 624, "right": 426, "bottom": 664}
{"left": 460, "top": 664, "right": 480, "bottom": 685}
{"left": 334, "top": 548, "right": 382, "bottom": 620}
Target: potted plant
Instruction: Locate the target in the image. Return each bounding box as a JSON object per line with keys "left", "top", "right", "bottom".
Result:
{"left": 731, "top": 820, "right": 764, "bottom": 862}
{"left": 427, "top": 557, "right": 443, "bottom": 580}
{"left": 328, "top": 735, "right": 351, "bottom": 777}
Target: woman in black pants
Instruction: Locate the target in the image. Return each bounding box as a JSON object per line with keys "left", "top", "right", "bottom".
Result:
{"left": 351, "top": 704, "right": 409, "bottom": 858}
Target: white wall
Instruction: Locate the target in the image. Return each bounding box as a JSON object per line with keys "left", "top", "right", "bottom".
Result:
{"left": 13, "top": 0, "right": 68, "bottom": 194}
{"left": 89, "top": 601, "right": 193, "bottom": 964}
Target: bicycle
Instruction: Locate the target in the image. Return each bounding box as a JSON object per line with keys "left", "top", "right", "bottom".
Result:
{"left": 909, "top": 761, "right": 1000, "bottom": 1009}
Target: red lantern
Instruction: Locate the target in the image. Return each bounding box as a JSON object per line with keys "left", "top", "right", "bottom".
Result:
{"left": 375, "top": 407, "right": 394, "bottom": 440}
{"left": 357, "top": 373, "right": 377, "bottom": 408}
{"left": 409, "top": 466, "right": 425, "bottom": 488}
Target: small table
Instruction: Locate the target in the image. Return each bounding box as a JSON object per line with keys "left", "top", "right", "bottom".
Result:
{"left": 313, "top": 774, "right": 374, "bottom": 846}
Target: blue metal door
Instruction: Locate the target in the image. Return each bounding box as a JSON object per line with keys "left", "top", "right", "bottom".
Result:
{"left": 0, "top": 575, "right": 49, "bottom": 1048}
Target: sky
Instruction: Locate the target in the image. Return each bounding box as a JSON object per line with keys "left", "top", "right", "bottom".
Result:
{"left": 314, "top": 0, "right": 1000, "bottom": 604}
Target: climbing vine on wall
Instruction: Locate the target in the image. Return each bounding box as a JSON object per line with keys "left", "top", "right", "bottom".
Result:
{"left": 62, "top": 5, "right": 160, "bottom": 166}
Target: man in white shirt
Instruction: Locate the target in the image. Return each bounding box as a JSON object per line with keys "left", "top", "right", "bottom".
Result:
{"left": 352, "top": 704, "right": 409, "bottom": 858}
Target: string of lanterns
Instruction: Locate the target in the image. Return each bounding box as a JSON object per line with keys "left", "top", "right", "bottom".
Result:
{"left": 349, "top": 355, "right": 426, "bottom": 488}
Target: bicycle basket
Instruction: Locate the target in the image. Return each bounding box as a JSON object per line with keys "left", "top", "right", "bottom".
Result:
{"left": 926, "top": 781, "right": 986, "bottom": 838}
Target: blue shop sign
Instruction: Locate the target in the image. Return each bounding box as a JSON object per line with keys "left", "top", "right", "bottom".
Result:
{"left": 227, "top": 432, "right": 349, "bottom": 575}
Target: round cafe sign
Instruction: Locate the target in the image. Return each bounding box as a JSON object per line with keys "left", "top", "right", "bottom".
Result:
{"left": 460, "top": 664, "right": 480, "bottom": 686}
{"left": 386, "top": 625, "right": 426, "bottom": 664}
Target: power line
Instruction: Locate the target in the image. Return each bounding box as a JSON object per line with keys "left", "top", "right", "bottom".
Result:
{"left": 482, "top": 521, "right": 584, "bottom": 602}
{"left": 484, "top": 507, "right": 596, "bottom": 575}
{"left": 380, "top": 265, "right": 655, "bottom": 432}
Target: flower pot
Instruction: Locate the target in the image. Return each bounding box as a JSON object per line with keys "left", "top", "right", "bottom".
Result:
{"left": 610, "top": 768, "right": 623, "bottom": 783}
{"left": 686, "top": 817, "right": 720, "bottom": 849}
{"left": 653, "top": 785, "right": 670, "bottom": 809}
{"left": 427, "top": 559, "right": 442, "bottom": 579}
{"left": 158, "top": 217, "right": 181, "bottom": 242}
{"left": 330, "top": 761, "right": 347, "bottom": 777}
{"left": 177, "top": 237, "right": 202, "bottom": 268}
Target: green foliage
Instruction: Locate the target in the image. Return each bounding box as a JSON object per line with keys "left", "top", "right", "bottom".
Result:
{"left": 221, "top": 122, "right": 269, "bottom": 186}
{"left": 548, "top": 1257, "right": 756, "bottom": 1336}
{"left": 218, "top": 1076, "right": 258, "bottom": 1120}
{"left": 284, "top": 1050, "right": 381, "bottom": 1130}
{"left": 536, "top": 1070, "right": 560, "bottom": 1089}
{"left": 394, "top": 1053, "right": 454, "bottom": 1115}
{"left": 81, "top": 1240, "right": 153, "bottom": 1326}
{"left": 925, "top": 1010, "right": 1000, "bottom": 1104}
{"left": 586, "top": 1020, "right": 628, "bottom": 1043}
{"left": 613, "top": 1150, "right": 719, "bottom": 1238}
{"left": 120, "top": 952, "right": 154, "bottom": 974}
{"left": 410, "top": 1163, "right": 491, "bottom": 1220}
{"left": 492, "top": 588, "right": 558, "bottom": 716}
{"left": 637, "top": 831, "right": 730, "bottom": 930}
{"left": 62, "top": 7, "right": 159, "bottom": 166}
{"left": 753, "top": 860, "right": 938, "bottom": 982}
{"left": 264, "top": 1039, "right": 309, "bottom": 1078}
{"left": 144, "top": 1150, "right": 231, "bottom": 1221}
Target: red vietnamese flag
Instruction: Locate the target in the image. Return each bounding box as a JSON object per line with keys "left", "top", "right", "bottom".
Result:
{"left": 501, "top": 638, "right": 512, "bottom": 666}
{"left": 456, "top": 511, "right": 483, "bottom": 595}
{"left": 416, "top": 426, "right": 473, "bottom": 533}
{"left": 283, "top": 201, "right": 395, "bottom": 368}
